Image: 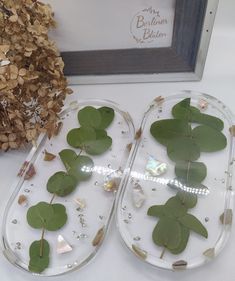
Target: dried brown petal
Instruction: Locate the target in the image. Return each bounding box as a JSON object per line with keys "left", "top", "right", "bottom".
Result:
{"left": 132, "top": 245, "right": 147, "bottom": 260}
{"left": 24, "top": 164, "right": 36, "bottom": 180}
{"left": 18, "top": 194, "right": 28, "bottom": 206}
{"left": 44, "top": 150, "right": 56, "bottom": 161}
{"left": 172, "top": 260, "right": 187, "bottom": 270}
{"left": 135, "top": 128, "right": 142, "bottom": 140}
{"left": 92, "top": 227, "right": 105, "bottom": 247}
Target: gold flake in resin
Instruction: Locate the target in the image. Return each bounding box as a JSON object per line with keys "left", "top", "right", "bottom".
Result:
{"left": 74, "top": 198, "right": 86, "bottom": 210}
{"left": 172, "top": 260, "right": 187, "bottom": 270}
{"left": 229, "top": 126, "right": 235, "bottom": 137}
{"left": 92, "top": 227, "right": 105, "bottom": 247}
{"left": 18, "top": 195, "right": 28, "bottom": 207}
{"left": 145, "top": 156, "right": 167, "bottom": 177}
{"left": 203, "top": 248, "right": 215, "bottom": 259}
{"left": 44, "top": 150, "right": 56, "bottom": 161}
{"left": 220, "top": 209, "right": 233, "bottom": 225}
{"left": 57, "top": 235, "right": 72, "bottom": 254}
{"left": 132, "top": 245, "right": 147, "bottom": 260}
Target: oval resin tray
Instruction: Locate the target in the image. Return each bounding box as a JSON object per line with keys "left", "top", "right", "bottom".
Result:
{"left": 1, "top": 99, "right": 135, "bottom": 276}
{"left": 116, "top": 91, "right": 235, "bottom": 271}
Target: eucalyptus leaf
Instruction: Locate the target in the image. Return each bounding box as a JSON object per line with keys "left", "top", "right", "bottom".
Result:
{"left": 170, "top": 226, "right": 190, "bottom": 255}
{"left": 175, "top": 161, "right": 207, "bottom": 183}
{"left": 67, "top": 127, "right": 96, "bottom": 149}
{"left": 192, "top": 125, "right": 227, "bottom": 152}
{"left": 29, "top": 239, "right": 49, "bottom": 273}
{"left": 147, "top": 205, "right": 166, "bottom": 218}
{"left": 179, "top": 214, "right": 208, "bottom": 238}
{"left": 167, "top": 138, "right": 200, "bottom": 162}
{"left": 152, "top": 217, "right": 181, "bottom": 250}
{"left": 164, "top": 196, "right": 187, "bottom": 218}
{"left": 172, "top": 98, "right": 224, "bottom": 131}
{"left": 59, "top": 149, "right": 77, "bottom": 170}
{"left": 77, "top": 106, "right": 102, "bottom": 128}
{"left": 46, "top": 204, "right": 67, "bottom": 231}
{"left": 98, "top": 107, "right": 115, "bottom": 129}
{"left": 27, "top": 202, "right": 54, "bottom": 229}
{"left": 27, "top": 202, "right": 67, "bottom": 231}
{"left": 177, "top": 191, "right": 198, "bottom": 209}
{"left": 47, "top": 171, "right": 77, "bottom": 197}
{"left": 84, "top": 136, "right": 112, "bottom": 155}
{"left": 150, "top": 119, "right": 191, "bottom": 146}
{"left": 67, "top": 155, "right": 94, "bottom": 181}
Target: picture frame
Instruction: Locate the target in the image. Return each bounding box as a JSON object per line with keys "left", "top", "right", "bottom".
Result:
{"left": 48, "top": 0, "right": 219, "bottom": 84}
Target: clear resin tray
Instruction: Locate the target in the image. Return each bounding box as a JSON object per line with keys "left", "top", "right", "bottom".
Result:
{"left": 1, "top": 99, "right": 135, "bottom": 276}
{"left": 116, "top": 91, "right": 235, "bottom": 271}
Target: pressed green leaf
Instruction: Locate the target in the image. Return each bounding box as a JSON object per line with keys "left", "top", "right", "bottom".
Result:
{"left": 27, "top": 202, "right": 54, "bottom": 229}
{"left": 179, "top": 214, "right": 208, "bottom": 238}
{"left": 164, "top": 196, "right": 187, "bottom": 218}
{"left": 147, "top": 205, "right": 166, "bottom": 218}
{"left": 177, "top": 191, "right": 198, "bottom": 209}
{"left": 47, "top": 171, "right": 77, "bottom": 197}
{"left": 29, "top": 239, "right": 50, "bottom": 258}
{"left": 170, "top": 226, "right": 190, "bottom": 255}
{"left": 84, "top": 136, "right": 112, "bottom": 155}
{"left": 77, "top": 106, "right": 102, "bottom": 128}
{"left": 27, "top": 202, "right": 67, "bottom": 231}
{"left": 95, "top": 129, "right": 108, "bottom": 139}
{"left": 67, "top": 155, "right": 94, "bottom": 181}
{"left": 194, "top": 113, "right": 224, "bottom": 131}
{"left": 29, "top": 239, "right": 50, "bottom": 273}
{"left": 192, "top": 125, "right": 227, "bottom": 152}
{"left": 175, "top": 161, "right": 207, "bottom": 183}
{"left": 167, "top": 138, "right": 200, "bottom": 162}
{"left": 150, "top": 119, "right": 191, "bottom": 146}
{"left": 67, "top": 127, "right": 96, "bottom": 149}
{"left": 172, "top": 98, "right": 199, "bottom": 121}
{"left": 172, "top": 98, "right": 224, "bottom": 131}
{"left": 152, "top": 217, "right": 181, "bottom": 250}
{"left": 59, "top": 149, "right": 77, "bottom": 170}
{"left": 46, "top": 204, "right": 67, "bottom": 231}
{"left": 98, "top": 106, "right": 115, "bottom": 129}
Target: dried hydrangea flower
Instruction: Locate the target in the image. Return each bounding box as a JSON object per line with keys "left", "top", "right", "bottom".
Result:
{"left": 0, "top": 0, "right": 72, "bottom": 151}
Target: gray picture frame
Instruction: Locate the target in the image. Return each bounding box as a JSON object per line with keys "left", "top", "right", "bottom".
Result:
{"left": 62, "top": 0, "right": 219, "bottom": 84}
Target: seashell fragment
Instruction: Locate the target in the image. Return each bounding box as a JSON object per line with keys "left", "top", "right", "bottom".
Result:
{"left": 57, "top": 235, "right": 72, "bottom": 254}
{"left": 145, "top": 156, "right": 167, "bottom": 177}
{"left": 154, "top": 96, "right": 165, "bottom": 105}
{"left": 132, "top": 183, "right": 146, "bottom": 208}
{"left": 198, "top": 99, "right": 208, "bottom": 110}
{"left": 203, "top": 248, "right": 215, "bottom": 259}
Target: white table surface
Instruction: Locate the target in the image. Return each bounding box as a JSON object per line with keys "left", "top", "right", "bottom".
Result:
{"left": 0, "top": 1, "right": 235, "bottom": 280}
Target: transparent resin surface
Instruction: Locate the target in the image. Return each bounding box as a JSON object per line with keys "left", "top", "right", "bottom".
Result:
{"left": 2, "top": 99, "right": 135, "bottom": 276}
{"left": 116, "top": 91, "right": 235, "bottom": 271}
